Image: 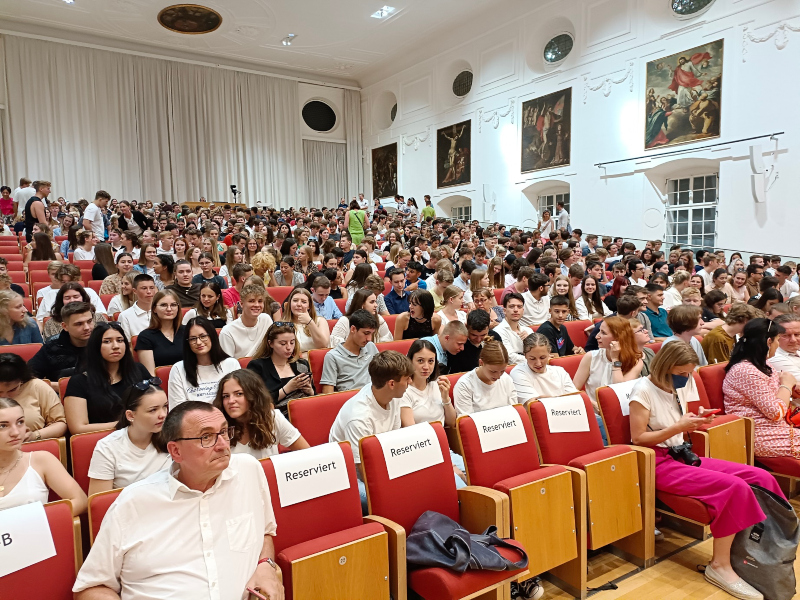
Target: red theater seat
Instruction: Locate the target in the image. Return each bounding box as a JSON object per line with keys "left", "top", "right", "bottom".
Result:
{"left": 88, "top": 489, "right": 122, "bottom": 544}
{"left": 70, "top": 429, "right": 114, "bottom": 494}
{"left": 288, "top": 390, "right": 358, "bottom": 447}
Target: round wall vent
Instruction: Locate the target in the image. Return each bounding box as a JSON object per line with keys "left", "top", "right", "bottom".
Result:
{"left": 452, "top": 70, "right": 474, "bottom": 98}
{"left": 671, "top": 0, "right": 714, "bottom": 15}
{"left": 157, "top": 5, "right": 222, "bottom": 34}
{"left": 543, "top": 33, "right": 574, "bottom": 64}
{"left": 390, "top": 104, "right": 397, "bottom": 122}
{"left": 302, "top": 100, "right": 337, "bottom": 132}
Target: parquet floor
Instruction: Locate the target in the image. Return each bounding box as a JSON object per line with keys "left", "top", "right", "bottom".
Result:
{"left": 541, "top": 498, "right": 800, "bottom": 599}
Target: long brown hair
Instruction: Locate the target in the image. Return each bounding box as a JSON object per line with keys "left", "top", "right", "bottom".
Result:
{"left": 148, "top": 289, "right": 182, "bottom": 334}
{"left": 603, "top": 315, "right": 642, "bottom": 374}
{"left": 213, "top": 369, "right": 278, "bottom": 450}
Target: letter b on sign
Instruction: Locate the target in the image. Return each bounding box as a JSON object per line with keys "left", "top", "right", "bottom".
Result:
{"left": 1, "top": 533, "right": 10, "bottom": 546}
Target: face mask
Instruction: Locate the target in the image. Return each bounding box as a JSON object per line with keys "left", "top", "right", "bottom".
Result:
{"left": 672, "top": 375, "right": 690, "bottom": 390}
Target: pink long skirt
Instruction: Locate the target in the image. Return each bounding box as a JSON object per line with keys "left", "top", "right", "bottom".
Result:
{"left": 654, "top": 447, "right": 785, "bottom": 538}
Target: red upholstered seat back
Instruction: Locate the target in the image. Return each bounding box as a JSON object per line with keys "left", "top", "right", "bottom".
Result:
{"left": 527, "top": 392, "right": 605, "bottom": 465}
{"left": 376, "top": 339, "right": 414, "bottom": 354}
{"left": 1, "top": 343, "right": 42, "bottom": 362}
{"left": 288, "top": 391, "right": 357, "bottom": 447}
{"left": 1, "top": 500, "right": 77, "bottom": 600}
{"left": 596, "top": 386, "right": 631, "bottom": 445}
{"left": 89, "top": 489, "right": 121, "bottom": 544}
{"left": 446, "top": 372, "right": 465, "bottom": 401}
{"left": 457, "top": 405, "right": 542, "bottom": 487}
{"left": 689, "top": 372, "right": 711, "bottom": 414}
{"left": 269, "top": 286, "right": 294, "bottom": 305}
{"left": 563, "top": 319, "right": 592, "bottom": 349}
{"left": 308, "top": 348, "right": 331, "bottom": 391}
{"left": 645, "top": 342, "right": 662, "bottom": 353}
{"left": 360, "top": 422, "right": 459, "bottom": 532}
{"left": 22, "top": 438, "right": 61, "bottom": 461}
{"left": 261, "top": 442, "right": 364, "bottom": 554}
{"left": 550, "top": 354, "right": 583, "bottom": 380}
{"left": 155, "top": 366, "right": 171, "bottom": 395}
{"left": 70, "top": 430, "right": 113, "bottom": 494}
{"left": 698, "top": 363, "right": 727, "bottom": 412}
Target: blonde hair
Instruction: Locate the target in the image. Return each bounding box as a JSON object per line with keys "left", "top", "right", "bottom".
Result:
{"left": 681, "top": 287, "right": 701, "bottom": 299}
{"left": 469, "top": 269, "right": 488, "bottom": 293}
{"left": 0, "top": 290, "right": 30, "bottom": 332}
{"left": 442, "top": 285, "right": 463, "bottom": 306}
{"left": 648, "top": 341, "right": 699, "bottom": 391}
{"left": 479, "top": 337, "right": 509, "bottom": 366}
{"left": 671, "top": 271, "right": 691, "bottom": 286}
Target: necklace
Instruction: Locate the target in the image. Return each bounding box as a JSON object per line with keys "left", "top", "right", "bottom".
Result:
{"left": 0, "top": 451, "right": 23, "bottom": 494}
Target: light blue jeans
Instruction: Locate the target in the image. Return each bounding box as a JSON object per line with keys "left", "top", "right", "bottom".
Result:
{"left": 595, "top": 413, "right": 608, "bottom": 446}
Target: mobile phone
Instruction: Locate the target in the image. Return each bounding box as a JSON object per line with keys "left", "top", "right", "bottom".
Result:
{"left": 699, "top": 408, "right": 721, "bottom": 416}
{"left": 247, "top": 588, "right": 268, "bottom": 600}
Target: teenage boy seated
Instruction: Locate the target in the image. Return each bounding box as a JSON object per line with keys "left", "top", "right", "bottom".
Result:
{"left": 493, "top": 293, "right": 533, "bottom": 365}
{"left": 500, "top": 266, "right": 534, "bottom": 303}
{"left": 448, "top": 310, "right": 494, "bottom": 374}
{"left": 404, "top": 261, "right": 427, "bottom": 291}
{"left": 536, "top": 295, "right": 586, "bottom": 357}
{"left": 421, "top": 320, "right": 468, "bottom": 375}
{"left": 221, "top": 263, "right": 253, "bottom": 312}
{"left": 29, "top": 301, "right": 95, "bottom": 381}
{"left": 218, "top": 284, "right": 273, "bottom": 358}
{"left": 702, "top": 303, "right": 760, "bottom": 364}
{"left": 320, "top": 309, "right": 379, "bottom": 393}
{"left": 520, "top": 273, "right": 550, "bottom": 327}
{"left": 168, "top": 260, "right": 202, "bottom": 307}
{"left": 329, "top": 350, "right": 414, "bottom": 512}
{"left": 643, "top": 282, "right": 672, "bottom": 340}
{"left": 384, "top": 270, "right": 410, "bottom": 315}
{"left": 117, "top": 274, "right": 156, "bottom": 339}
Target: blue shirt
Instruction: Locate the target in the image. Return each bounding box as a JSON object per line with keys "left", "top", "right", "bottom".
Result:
{"left": 645, "top": 306, "right": 672, "bottom": 338}
{"left": 406, "top": 279, "right": 427, "bottom": 290}
{"left": 313, "top": 296, "right": 342, "bottom": 320}
{"left": 384, "top": 289, "right": 410, "bottom": 315}
{"left": 0, "top": 321, "right": 43, "bottom": 346}
{"left": 421, "top": 335, "right": 447, "bottom": 365}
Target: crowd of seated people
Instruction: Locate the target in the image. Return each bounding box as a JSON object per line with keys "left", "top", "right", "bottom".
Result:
{"left": 1, "top": 187, "right": 799, "bottom": 599}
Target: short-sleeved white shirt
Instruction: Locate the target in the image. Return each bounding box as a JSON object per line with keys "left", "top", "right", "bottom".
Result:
{"left": 83, "top": 203, "right": 106, "bottom": 241}
{"left": 230, "top": 410, "right": 302, "bottom": 459}
{"left": 87, "top": 428, "right": 171, "bottom": 489}
{"left": 166, "top": 358, "right": 241, "bottom": 410}
{"left": 628, "top": 377, "right": 698, "bottom": 448}
{"left": 453, "top": 369, "right": 518, "bottom": 416}
{"left": 329, "top": 385, "right": 401, "bottom": 463}
{"left": 509, "top": 364, "right": 577, "bottom": 404}
{"left": 399, "top": 381, "right": 445, "bottom": 424}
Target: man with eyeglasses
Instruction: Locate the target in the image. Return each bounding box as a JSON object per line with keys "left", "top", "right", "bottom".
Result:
{"left": 74, "top": 401, "right": 284, "bottom": 600}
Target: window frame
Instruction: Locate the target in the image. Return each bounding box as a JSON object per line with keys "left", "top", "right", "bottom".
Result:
{"left": 664, "top": 173, "right": 719, "bottom": 251}
{"left": 537, "top": 192, "right": 570, "bottom": 218}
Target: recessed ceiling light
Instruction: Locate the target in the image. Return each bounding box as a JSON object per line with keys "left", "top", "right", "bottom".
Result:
{"left": 371, "top": 6, "right": 395, "bottom": 18}
{"left": 281, "top": 33, "right": 297, "bottom": 46}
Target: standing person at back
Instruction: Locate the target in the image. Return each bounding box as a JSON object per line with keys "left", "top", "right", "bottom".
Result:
{"left": 24, "top": 180, "right": 49, "bottom": 242}
{"left": 13, "top": 177, "right": 34, "bottom": 218}
{"left": 556, "top": 200, "right": 570, "bottom": 232}
{"left": 344, "top": 200, "right": 369, "bottom": 246}
{"left": 83, "top": 191, "right": 109, "bottom": 242}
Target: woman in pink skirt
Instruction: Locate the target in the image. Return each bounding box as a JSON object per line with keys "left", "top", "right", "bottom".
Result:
{"left": 629, "top": 341, "right": 782, "bottom": 600}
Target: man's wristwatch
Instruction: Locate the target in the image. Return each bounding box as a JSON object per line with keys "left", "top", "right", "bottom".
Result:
{"left": 258, "top": 557, "right": 278, "bottom": 571}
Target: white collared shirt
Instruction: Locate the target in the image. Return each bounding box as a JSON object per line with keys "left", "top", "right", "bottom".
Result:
{"left": 520, "top": 291, "right": 550, "bottom": 327}
{"left": 117, "top": 302, "right": 152, "bottom": 340}
{"left": 768, "top": 347, "right": 800, "bottom": 381}
{"left": 74, "top": 454, "right": 276, "bottom": 600}
{"left": 329, "top": 385, "right": 400, "bottom": 464}
{"left": 36, "top": 285, "right": 108, "bottom": 323}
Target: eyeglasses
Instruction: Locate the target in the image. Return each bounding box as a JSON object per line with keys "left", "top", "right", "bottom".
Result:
{"left": 174, "top": 427, "right": 235, "bottom": 448}
{"left": 133, "top": 377, "right": 162, "bottom": 391}
{"left": 273, "top": 322, "right": 296, "bottom": 330}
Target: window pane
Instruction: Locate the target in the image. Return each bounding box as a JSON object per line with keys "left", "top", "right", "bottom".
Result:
{"left": 705, "top": 188, "right": 716, "bottom": 203}
{"left": 678, "top": 210, "right": 688, "bottom": 222}
{"left": 678, "top": 235, "right": 688, "bottom": 245}
{"left": 678, "top": 223, "right": 688, "bottom": 235}
{"left": 704, "top": 235, "right": 715, "bottom": 247}
{"left": 706, "top": 175, "right": 716, "bottom": 189}
{"left": 679, "top": 192, "right": 690, "bottom": 204}
{"left": 692, "top": 190, "right": 705, "bottom": 203}
{"left": 692, "top": 208, "right": 704, "bottom": 221}
{"left": 679, "top": 178, "right": 690, "bottom": 191}
{"left": 668, "top": 193, "right": 678, "bottom": 206}
{"left": 704, "top": 221, "right": 715, "bottom": 234}
{"left": 692, "top": 236, "right": 703, "bottom": 246}
{"left": 704, "top": 208, "right": 715, "bottom": 220}
{"left": 693, "top": 177, "right": 705, "bottom": 190}
{"left": 669, "top": 180, "right": 678, "bottom": 193}
{"left": 692, "top": 222, "right": 703, "bottom": 234}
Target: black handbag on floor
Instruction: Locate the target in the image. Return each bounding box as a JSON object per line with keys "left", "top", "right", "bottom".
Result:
{"left": 405, "top": 510, "right": 528, "bottom": 574}
{"left": 731, "top": 484, "right": 800, "bottom": 600}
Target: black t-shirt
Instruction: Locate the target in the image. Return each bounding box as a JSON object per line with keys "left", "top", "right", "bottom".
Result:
{"left": 65, "top": 363, "right": 151, "bottom": 424}
{"left": 447, "top": 342, "right": 481, "bottom": 374}
{"left": 135, "top": 326, "right": 185, "bottom": 368}
{"left": 536, "top": 320, "right": 575, "bottom": 356}
{"left": 92, "top": 263, "right": 109, "bottom": 281}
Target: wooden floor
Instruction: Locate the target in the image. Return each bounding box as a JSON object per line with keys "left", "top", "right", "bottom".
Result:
{"left": 541, "top": 498, "right": 800, "bottom": 599}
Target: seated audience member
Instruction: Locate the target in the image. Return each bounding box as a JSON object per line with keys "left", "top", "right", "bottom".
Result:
{"left": 702, "top": 289, "right": 728, "bottom": 325}
{"left": 751, "top": 288, "right": 783, "bottom": 314}
{"left": 309, "top": 275, "right": 342, "bottom": 320}
{"left": 36, "top": 263, "right": 107, "bottom": 325}
{"left": 384, "top": 269, "right": 410, "bottom": 315}
{"left": 221, "top": 262, "right": 253, "bottom": 310}
{"left": 586, "top": 293, "right": 643, "bottom": 351}
{"left": 28, "top": 301, "right": 95, "bottom": 381}
{"left": 549, "top": 275, "right": 580, "bottom": 320}
{"left": 437, "top": 285, "right": 467, "bottom": 331}
{"left": 192, "top": 252, "right": 228, "bottom": 289}
{"left": 702, "top": 303, "right": 760, "bottom": 364}
{"left": 107, "top": 271, "right": 137, "bottom": 316}
{"left": 87, "top": 384, "right": 171, "bottom": 496}
{"left": 168, "top": 317, "right": 240, "bottom": 409}
{"left": 182, "top": 281, "right": 231, "bottom": 328}
{"left": 576, "top": 276, "right": 613, "bottom": 320}
{"left": 118, "top": 274, "right": 157, "bottom": 340}
{"left": 330, "top": 288, "right": 393, "bottom": 348}
{"left": 344, "top": 273, "right": 390, "bottom": 316}
{"left": 394, "top": 289, "right": 442, "bottom": 340}
{"left": 500, "top": 266, "right": 533, "bottom": 304}
{"left": 574, "top": 316, "right": 644, "bottom": 443}
{"left": 630, "top": 319, "right": 657, "bottom": 376}
{"left": 448, "top": 310, "right": 493, "bottom": 374}
{"left": 724, "top": 318, "right": 799, "bottom": 460}
{"left": 329, "top": 350, "right": 414, "bottom": 510}
{"left": 283, "top": 288, "right": 330, "bottom": 355}
{"left": 662, "top": 304, "right": 708, "bottom": 366}
{"left": 0, "top": 257, "right": 26, "bottom": 297}
{"left": 768, "top": 314, "right": 800, "bottom": 380}
{"left": 710, "top": 268, "right": 737, "bottom": 305}
{"left": 73, "top": 400, "right": 283, "bottom": 599}
{"left": 321, "top": 309, "right": 380, "bottom": 393}
{"left": 453, "top": 338, "right": 517, "bottom": 416}
{"left": 510, "top": 333, "right": 578, "bottom": 403}
{"left": 0, "top": 398, "right": 86, "bottom": 514}
{"left": 472, "top": 288, "right": 502, "bottom": 328}
{"left": 603, "top": 276, "right": 628, "bottom": 313}
{"left": 0, "top": 353, "right": 66, "bottom": 441}
{"left": 43, "top": 283, "right": 109, "bottom": 339}
{"left": 274, "top": 255, "right": 305, "bottom": 287}
{"left": 215, "top": 369, "right": 309, "bottom": 459}
{"left": 520, "top": 273, "right": 551, "bottom": 327}
{"left": 644, "top": 283, "right": 672, "bottom": 340}
{"left": 135, "top": 290, "right": 184, "bottom": 375}
{"left": 421, "top": 320, "right": 468, "bottom": 375}
{"left": 167, "top": 260, "right": 202, "bottom": 307}
{"left": 405, "top": 260, "right": 427, "bottom": 291}
{"left": 493, "top": 292, "right": 533, "bottom": 365}
{"left": 133, "top": 244, "right": 159, "bottom": 282}
{"left": 663, "top": 271, "right": 691, "bottom": 310}
{"left": 428, "top": 268, "right": 454, "bottom": 311}
{"left": 629, "top": 342, "right": 783, "bottom": 600}
{"left": 400, "top": 339, "right": 466, "bottom": 487}
{"left": 325, "top": 266, "right": 348, "bottom": 300}
{"left": 64, "top": 322, "right": 152, "bottom": 435}
{"left": 536, "top": 295, "right": 585, "bottom": 357}
{"left": 0, "top": 289, "right": 42, "bottom": 345}
{"left": 219, "top": 284, "right": 274, "bottom": 359}
{"left": 248, "top": 322, "right": 315, "bottom": 416}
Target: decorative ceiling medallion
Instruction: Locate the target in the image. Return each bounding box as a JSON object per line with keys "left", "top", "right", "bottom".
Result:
{"left": 158, "top": 4, "right": 222, "bottom": 35}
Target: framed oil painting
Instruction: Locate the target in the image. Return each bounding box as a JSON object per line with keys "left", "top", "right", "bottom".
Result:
{"left": 521, "top": 88, "right": 571, "bottom": 173}
{"left": 371, "top": 143, "right": 398, "bottom": 200}
{"left": 645, "top": 39, "right": 723, "bottom": 149}
{"left": 436, "top": 120, "right": 471, "bottom": 188}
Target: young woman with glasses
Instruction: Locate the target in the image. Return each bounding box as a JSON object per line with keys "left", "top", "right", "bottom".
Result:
{"left": 135, "top": 290, "right": 185, "bottom": 376}
{"left": 167, "top": 317, "right": 240, "bottom": 409}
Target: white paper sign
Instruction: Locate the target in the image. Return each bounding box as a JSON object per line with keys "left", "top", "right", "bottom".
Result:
{"left": 607, "top": 380, "right": 639, "bottom": 417}
{"left": 539, "top": 395, "right": 591, "bottom": 433}
{"left": 470, "top": 405, "right": 528, "bottom": 453}
{"left": 271, "top": 443, "right": 350, "bottom": 507}
{"left": 376, "top": 422, "right": 444, "bottom": 480}
{"left": 0, "top": 501, "right": 56, "bottom": 577}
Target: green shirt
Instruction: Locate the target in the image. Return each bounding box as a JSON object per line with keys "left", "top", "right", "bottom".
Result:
{"left": 421, "top": 206, "right": 436, "bottom": 220}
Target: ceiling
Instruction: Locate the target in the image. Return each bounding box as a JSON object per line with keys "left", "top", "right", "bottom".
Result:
{"left": 0, "top": 0, "right": 505, "bottom": 86}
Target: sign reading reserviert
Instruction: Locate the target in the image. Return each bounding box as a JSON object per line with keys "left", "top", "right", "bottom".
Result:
{"left": 271, "top": 442, "right": 350, "bottom": 507}
{"left": 539, "top": 394, "right": 591, "bottom": 433}
{"left": 470, "top": 405, "right": 528, "bottom": 453}
{"left": 376, "top": 422, "right": 444, "bottom": 479}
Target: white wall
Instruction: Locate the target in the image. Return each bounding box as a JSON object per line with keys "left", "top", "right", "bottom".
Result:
{"left": 360, "top": 0, "right": 800, "bottom": 257}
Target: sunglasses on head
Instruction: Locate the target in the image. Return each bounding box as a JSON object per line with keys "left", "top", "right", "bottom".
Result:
{"left": 133, "top": 377, "right": 162, "bottom": 391}
{"left": 273, "top": 322, "right": 296, "bottom": 330}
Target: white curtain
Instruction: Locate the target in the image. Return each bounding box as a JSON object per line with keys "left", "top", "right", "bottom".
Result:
{"left": 343, "top": 89, "right": 364, "bottom": 200}
{"left": 2, "top": 35, "right": 304, "bottom": 208}
{"left": 303, "top": 140, "right": 347, "bottom": 207}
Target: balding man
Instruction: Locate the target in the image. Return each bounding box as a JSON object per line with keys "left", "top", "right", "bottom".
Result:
{"left": 74, "top": 400, "right": 284, "bottom": 600}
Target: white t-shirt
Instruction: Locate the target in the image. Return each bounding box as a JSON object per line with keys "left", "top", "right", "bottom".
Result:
{"left": 87, "top": 428, "right": 171, "bottom": 489}
{"left": 230, "top": 410, "right": 301, "bottom": 459}
{"left": 399, "top": 381, "right": 445, "bottom": 424}
{"left": 453, "top": 369, "right": 518, "bottom": 416}
{"left": 218, "top": 314, "right": 274, "bottom": 359}
{"left": 509, "top": 364, "right": 577, "bottom": 404}
{"left": 493, "top": 320, "right": 533, "bottom": 365}
{"left": 629, "top": 377, "right": 693, "bottom": 448}
{"left": 329, "top": 385, "right": 401, "bottom": 463}
{"left": 167, "top": 358, "right": 241, "bottom": 409}
{"left": 73, "top": 246, "right": 96, "bottom": 261}
{"left": 520, "top": 292, "right": 550, "bottom": 327}
{"left": 14, "top": 186, "right": 35, "bottom": 217}
{"left": 83, "top": 203, "right": 105, "bottom": 241}
{"left": 663, "top": 286, "right": 683, "bottom": 310}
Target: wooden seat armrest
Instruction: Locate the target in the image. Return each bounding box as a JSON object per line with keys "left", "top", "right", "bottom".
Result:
{"left": 688, "top": 431, "right": 710, "bottom": 457}
{"left": 743, "top": 417, "right": 755, "bottom": 465}
{"left": 364, "top": 515, "right": 406, "bottom": 600}
{"left": 72, "top": 515, "right": 83, "bottom": 573}
{"left": 458, "top": 485, "right": 510, "bottom": 538}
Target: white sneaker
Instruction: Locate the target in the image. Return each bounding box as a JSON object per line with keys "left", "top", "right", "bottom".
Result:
{"left": 704, "top": 564, "right": 763, "bottom": 600}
